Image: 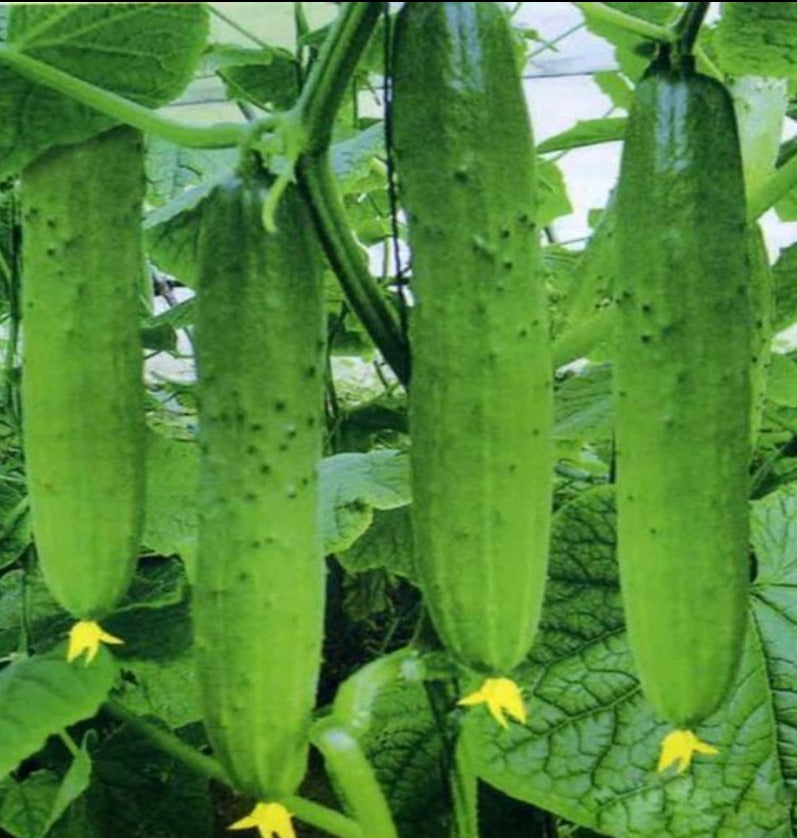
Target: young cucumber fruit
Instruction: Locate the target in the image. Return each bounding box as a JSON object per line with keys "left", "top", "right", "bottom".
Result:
{"left": 193, "top": 168, "right": 325, "bottom": 799}
{"left": 21, "top": 126, "right": 146, "bottom": 620}
{"left": 614, "top": 55, "right": 752, "bottom": 726}
{"left": 393, "top": 1, "right": 553, "bottom": 674}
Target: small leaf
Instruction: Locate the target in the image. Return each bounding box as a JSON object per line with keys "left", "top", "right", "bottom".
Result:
{"left": 320, "top": 450, "right": 411, "bottom": 553}
{"left": 537, "top": 118, "right": 626, "bottom": 154}
{"left": 536, "top": 158, "right": 571, "bottom": 226}
{"left": 338, "top": 506, "right": 415, "bottom": 581}
{"left": 0, "top": 771, "right": 60, "bottom": 838}
{"left": 42, "top": 744, "right": 92, "bottom": 835}
{"left": 0, "top": 647, "right": 115, "bottom": 778}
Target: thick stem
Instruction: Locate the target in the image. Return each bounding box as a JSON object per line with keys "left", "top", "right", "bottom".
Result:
{"left": 0, "top": 47, "right": 246, "bottom": 148}
{"left": 673, "top": 1, "right": 711, "bottom": 57}
{"left": 312, "top": 719, "right": 398, "bottom": 838}
{"left": 296, "top": 2, "right": 384, "bottom": 154}
{"left": 573, "top": 2, "right": 673, "bottom": 42}
{"left": 102, "top": 700, "right": 363, "bottom": 838}
{"left": 298, "top": 156, "right": 410, "bottom": 385}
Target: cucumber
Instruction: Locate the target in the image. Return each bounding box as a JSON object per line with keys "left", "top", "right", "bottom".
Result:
{"left": 21, "top": 126, "right": 146, "bottom": 620}
{"left": 393, "top": 2, "right": 553, "bottom": 674}
{"left": 193, "top": 165, "right": 325, "bottom": 800}
{"left": 614, "top": 54, "right": 752, "bottom": 726}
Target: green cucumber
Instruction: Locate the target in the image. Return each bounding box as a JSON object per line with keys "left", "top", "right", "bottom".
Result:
{"left": 193, "top": 166, "right": 325, "bottom": 800}
{"left": 21, "top": 126, "right": 146, "bottom": 619}
{"left": 614, "top": 54, "right": 752, "bottom": 726}
{"left": 393, "top": 2, "right": 553, "bottom": 674}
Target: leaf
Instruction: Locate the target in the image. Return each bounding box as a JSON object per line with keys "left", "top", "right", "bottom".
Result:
{"left": 338, "top": 506, "right": 415, "bottom": 580}
{"left": 766, "top": 354, "right": 797, "bottom": 407}
{"left": 537, "top": 158, "right": 572, "bottom": 226}
{"left": 211, "top": 43, "right": 299, "bottom": 110}
{"left": 0, "top": 771, "right": 60, "bottom": 838}
{"left": 142, "top": 435, "right": 410, "bottom": 580}
{"left": 463, "top": 485, "right": 797, "bottom": 836}
{"left": 142, "top": 430, "right": 198, "bottom": 580}
{"left": 145, "top": 137, "right": 238, "bottom": 209}
{"left": 75, "top": 722, "right": 213, "bottom": 838}
{"left": 771, "top": 244, "right": 797, "bottom": 332}
{"left": 553, "top": 363, "right": 613, "bottom": 442}
{"left": 42, "top": 745, "right": 92, "bottom": 836}
{"left": 144, "top": 180, "right": 217, "bottom": 289}
{"left": 580, "top": 3, "right": 678, "bottom": 80}
{"left": 320, "top": 450, "right": 411, "bottom": 553}
{"left": 716, "top": 2, "right": 797, "bottom": 78}
{"left": 0, "top": 4, "right": 209, "bottom": 177}
{"left": 594, "top": 71, "right": 633, "bottom": 110}
{"left": 0, "top": 647, "right": 115, "bottom": 779}
{"left": 537, "top": 118, "right": 626, "bottom": 154}
{"left": 330, "top": 123, "right": 385, "bottom": 195}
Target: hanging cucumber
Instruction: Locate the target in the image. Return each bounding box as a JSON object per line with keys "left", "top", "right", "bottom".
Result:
{"left": 393, "top": 2, "right": 553, "bottom": 682}
{"left": 614, "top": 51, "right": 752, "bottom": 758}
{"left": 192, "top": 162, "right": 325, "bottom": 814}
{"left": 21, "top": 126, "right": 146, "bottom": 661}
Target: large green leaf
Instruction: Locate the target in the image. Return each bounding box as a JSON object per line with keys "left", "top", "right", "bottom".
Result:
{"left": 716, "top": 3, "right": 797, "bottom": 78}
{"left": 463, "top": 485, "right": 797, "bottom": 836}
{"left": 0, "top": 4, "right": 209, "bottom": 177}
{"left": 0, "top": 647, "right": 115, "bottom": 779}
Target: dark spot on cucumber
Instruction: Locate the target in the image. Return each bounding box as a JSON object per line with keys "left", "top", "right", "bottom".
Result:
{"left": 286, "top": 425, "right": 297, "bottom": 438}
{"left": 274, "top": 400, "right": 287, "bottom": 412}
{"left": 250, "top": 423, "right": 264, "bottom": 432}
{"left": 260, "top": 463, "right": 271, "bottom": 475}
{"left": 640, "top": 333, "right": 652, "bottom": 343}
{"left": 453, "top": 167, "right": 469, "bottom": 182}
{"left": 243, "top": 491, "right": 257, "bottom": 502}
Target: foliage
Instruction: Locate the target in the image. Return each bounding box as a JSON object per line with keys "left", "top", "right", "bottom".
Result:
{"left": 1, "top": 3, "right": 797, "bottom": 838}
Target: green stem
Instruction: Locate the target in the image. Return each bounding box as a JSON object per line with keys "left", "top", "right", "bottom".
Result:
{"left": 573, "top": 2, "right": 673, "bottom": 42}
{"left": 295, "top": 2, "right": 383, "bottom": 155}
{"left": 748, "top": 154, "right": 797, "bottom": 220}
{"left": 297, "top": 157, "right": 410, "bottom": 385}
{"left": 450, "top": 738, "right": 479, "bottom": 838}
{"left": 103, "top": 699, "right": 231, "bottom": 784}
{"left": 0, "top": 46, "right": 246, "bottom": 148}
{"left": 312, "top": 719, "right": 398, "bottom": 838}
{"left": 672, "top": 1, "right": 711, "bottom": 57}
{"left": 103, "top": 700, "right": 362, "bottom": 838}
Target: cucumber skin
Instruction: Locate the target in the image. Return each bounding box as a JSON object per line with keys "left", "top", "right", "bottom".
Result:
{"left": 193, "top": 174, "right": 325, "bottom": 800}
{"left": 393, "top": 2, "right": 553, "bottom": 674}
{"left": 21, "top": 126, "right": 146, "bottom": 619}
{"left": 614, "top": 64, "right": 752, "bottom": 726}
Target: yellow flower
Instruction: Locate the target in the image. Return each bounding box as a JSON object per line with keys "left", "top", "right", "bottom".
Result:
{"left": 657, "top": 728, "right": 718, "bottom": 774}
{"left": 457, "top": 677, "right": 527, "bottom": 728}
{"left": 67, "top": 620, "right": 123, "bottom": 664}
{"left": 229, "top": 802, "right": 295, "bottom": 838}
